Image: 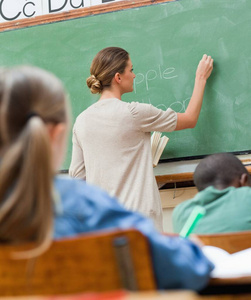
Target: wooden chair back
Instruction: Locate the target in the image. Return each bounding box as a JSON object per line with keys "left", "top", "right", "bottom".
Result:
{"left": 0, "top": 229, "right": 156, "bottom": 296}
{"left": 198, "top": 230, "right": 251, "bottom": 254}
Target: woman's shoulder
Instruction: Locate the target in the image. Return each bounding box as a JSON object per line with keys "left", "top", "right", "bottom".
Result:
{"left": 126, "top": 101, "right": 152, "bottom": 116}
{"left": 127, "top": 101, "right": 175, "bottom": 114}
{"left": 127, "top": 101, "right": 175, "bottom": 121}
{"left": 127, "top": 101, "right": 149, "bottom": 109}
{"left": 74, "top": 104, "right": 95, "bottom": 121}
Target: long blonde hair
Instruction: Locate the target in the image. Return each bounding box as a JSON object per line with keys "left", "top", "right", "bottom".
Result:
{"left": 0, "top": 66, "right": 68, "bottom": 257}
{"left": 86, "top": 47, "right": 129, "bottom": 94}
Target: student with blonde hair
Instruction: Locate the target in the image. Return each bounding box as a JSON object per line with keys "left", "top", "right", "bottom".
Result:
{"left": 0, "top": 65, "right": 213, "bottom": 290}
{"left": 0, "top": 66, "right": 68, "bottom": 253}
{"left": 69, "top": 47, "right": 213, "bottom": 231}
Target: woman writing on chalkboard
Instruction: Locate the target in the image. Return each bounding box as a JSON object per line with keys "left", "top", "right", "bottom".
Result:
{"left": 69, "top": 47, "right": 213, "bottom": 231}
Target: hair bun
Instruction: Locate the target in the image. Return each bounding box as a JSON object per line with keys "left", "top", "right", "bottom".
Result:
{"left": 86, "top": 74, "right": 102, "bottom": 94}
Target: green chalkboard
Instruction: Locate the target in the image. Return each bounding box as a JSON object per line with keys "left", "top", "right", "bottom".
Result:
{"left": 1, "top": 0, "right": 251, "bottom": 169}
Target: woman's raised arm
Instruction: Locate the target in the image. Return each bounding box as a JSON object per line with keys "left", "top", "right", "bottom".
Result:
{"left": 175, "top": 54, "right": 213, "bottom": 131}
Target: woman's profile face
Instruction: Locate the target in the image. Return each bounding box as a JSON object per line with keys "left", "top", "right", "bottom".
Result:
{"left": 119, "top": 57, "right": 136, "bottom": 94}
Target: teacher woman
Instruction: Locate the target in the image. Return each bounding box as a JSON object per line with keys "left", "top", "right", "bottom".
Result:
{"left": 69, "top": 47, "right": 213, "bottom": 231}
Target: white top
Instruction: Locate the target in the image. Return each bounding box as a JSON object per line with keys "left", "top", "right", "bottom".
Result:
{"left": 69, "top": 98, "right": 177, "bottom": 231}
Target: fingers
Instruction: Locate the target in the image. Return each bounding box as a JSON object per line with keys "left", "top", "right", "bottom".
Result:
{"left": 204, "top": 54, "right": 213, "bottom": 67}
{"left": 210, "top": 58, "right": 214, "bottom": 67}
{"left": 202, "top": 54, "right": 208, "bottom": 61}
{"left": 202, "top": 54, "right": 213, "bottom": 65}
{"left": 206, "top": 56, "right": 213, "bottom": 70}
{"left": 196, "top": 54, "right": 213, "bottom": 80}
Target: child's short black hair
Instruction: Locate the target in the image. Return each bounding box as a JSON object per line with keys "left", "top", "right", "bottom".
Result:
{"left": 194, "top": 153, "right": 251, "bottom": 191}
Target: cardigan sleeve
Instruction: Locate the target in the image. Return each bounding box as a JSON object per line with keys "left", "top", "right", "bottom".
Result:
{"left": 128, "top": 102, "right": 177, "bottom": 133}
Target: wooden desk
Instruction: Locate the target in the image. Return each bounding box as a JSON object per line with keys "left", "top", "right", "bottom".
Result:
{"left": 154, "top": 154, "right": 251, "bottom": 185}
{"left": 154, "top": 159, "right": 199, "bottom": 185}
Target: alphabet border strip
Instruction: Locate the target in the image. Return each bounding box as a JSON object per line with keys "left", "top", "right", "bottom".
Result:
{"left": 0, "top": 0, "right": 173, "bottom": 32}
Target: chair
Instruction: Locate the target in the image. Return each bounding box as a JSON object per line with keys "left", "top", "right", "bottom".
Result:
{"left": 0, "top": 229, "right": 156, "bottom": 296}
{"left": 198, "top": 230, "right": 251, "bottom": 254}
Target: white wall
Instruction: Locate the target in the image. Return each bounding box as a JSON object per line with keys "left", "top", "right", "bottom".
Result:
{"left": 0, "top": 0, "right": 122, "bottom": 23}
{"left": 160, "top": 187, "right": 198, "bottom": 233}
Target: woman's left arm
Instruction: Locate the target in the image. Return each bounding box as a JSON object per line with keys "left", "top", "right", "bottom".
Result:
{"left": 69, "top": 127, "right": 86, "bottom": 180}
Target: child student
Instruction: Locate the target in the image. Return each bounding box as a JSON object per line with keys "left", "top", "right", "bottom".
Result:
{"left": 173, "top": 153, "right": 251, "bottom": 234}
{"left": 69, "top": 47, "right": 213, "bottom": 231}
{"left": 0, "top": 65, "right": 213, "bottom": 291}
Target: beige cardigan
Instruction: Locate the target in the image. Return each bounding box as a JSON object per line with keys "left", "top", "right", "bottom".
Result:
{"left": 69, "top": 98, "right": 177, "bottom": 231}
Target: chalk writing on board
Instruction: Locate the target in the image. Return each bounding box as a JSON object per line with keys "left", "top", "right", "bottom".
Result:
{"left": 136, "top": 97, "right": 191, "bottom": 113}
{"left": 133, "top": 65, "right": 178, "bottom": 92}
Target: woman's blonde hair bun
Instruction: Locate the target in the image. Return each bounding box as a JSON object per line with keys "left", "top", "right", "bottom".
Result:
{"left": 86, "top": 74, "right": 102, "bottom": 94}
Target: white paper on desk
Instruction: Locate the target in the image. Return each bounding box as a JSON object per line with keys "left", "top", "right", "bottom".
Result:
{"left": 202, "top": 246, "right": 251, "bottom": 278}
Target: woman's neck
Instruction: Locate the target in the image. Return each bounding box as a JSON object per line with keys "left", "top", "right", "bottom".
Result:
{"left": 99, "top": 88, "right": 122, "bottom": 101}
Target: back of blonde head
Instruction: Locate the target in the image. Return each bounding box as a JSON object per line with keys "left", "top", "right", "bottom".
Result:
{"left": 0, "top": 66, "right": 68, "bottom": 257}
{"left": 86, "top": 47, "right": 129, "bottom": 94}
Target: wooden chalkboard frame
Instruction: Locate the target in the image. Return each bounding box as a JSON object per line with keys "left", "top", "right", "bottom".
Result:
{"left": 0, "top": 0, "right": 173, "bottom": 32}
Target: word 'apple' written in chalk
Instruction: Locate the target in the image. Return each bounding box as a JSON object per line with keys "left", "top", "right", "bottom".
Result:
{"left": 133, "top": 65, "right": 178, "bottom": 93}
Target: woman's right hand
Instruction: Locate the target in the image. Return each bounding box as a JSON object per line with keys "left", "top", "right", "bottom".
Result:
{"left": 196, "top": 54, "right": 213, "bottom": 81}
{"left": 175, "top": 54, "right": 214, "bottom": 130}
